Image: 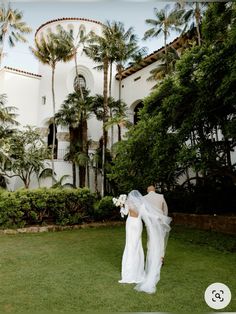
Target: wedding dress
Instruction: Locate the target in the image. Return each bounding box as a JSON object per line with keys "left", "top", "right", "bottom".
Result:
{"left": 118, "top": 213, "right": 145, "bottom": 284}
{"left": 125, "top": 190, "right": 172, "bottom": 294}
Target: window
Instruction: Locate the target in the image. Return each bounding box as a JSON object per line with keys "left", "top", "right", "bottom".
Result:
{"left": 79, "top": 25, "right": 86, "bottom": 39}
{"left": 74, "top": 75, "right": 86, "bottom": 91}
{"left": 42, "top": 96, "right": 46, "bottom": 105}
{"left": 134, "top": 76, "right": 141, "bottom": 82}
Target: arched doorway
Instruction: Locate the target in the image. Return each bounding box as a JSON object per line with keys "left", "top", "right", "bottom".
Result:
{"left": 48, "top": 123, "right": 58, "bottom": 159}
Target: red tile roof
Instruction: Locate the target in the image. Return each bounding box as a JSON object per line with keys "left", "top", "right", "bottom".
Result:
{"left": 35, "top": 17, "right": 103, "bottom": 37}
{"left": 116, "top": 36, "right": 182, "bottom": 80}
{"left": 3, "top": 66, "right": 41, "bottom": 78}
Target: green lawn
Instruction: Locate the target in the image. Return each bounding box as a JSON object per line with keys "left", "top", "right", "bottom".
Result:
{"left": 0, "top": 225, "right": 235, "bottom": 312}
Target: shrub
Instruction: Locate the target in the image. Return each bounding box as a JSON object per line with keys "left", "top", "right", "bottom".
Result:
{"left": 0, "top": 192, "right": 25, "bottom": 228}
{"left": 94, "top": 196, "right": 120, "bottom": 221}
{"left": 0, "top": 188, "right": 95, "bottom": 228}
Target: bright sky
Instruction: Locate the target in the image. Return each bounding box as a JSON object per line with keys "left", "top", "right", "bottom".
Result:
{"left": 2, "top": 0, "right": 179, "bottom": 73}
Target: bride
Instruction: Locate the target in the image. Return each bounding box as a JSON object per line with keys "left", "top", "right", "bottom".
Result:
{"left": 118, "top": 190, "right": 172, "bottom": 294}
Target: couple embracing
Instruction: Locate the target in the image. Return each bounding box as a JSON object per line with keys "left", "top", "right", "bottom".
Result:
{"left": 118, "top": 186, "right": 171, "bottom": 294}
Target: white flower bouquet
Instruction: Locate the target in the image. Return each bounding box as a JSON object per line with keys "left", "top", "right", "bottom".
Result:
{"left": 112, "top": 194, "right": 129, "bottom": 218}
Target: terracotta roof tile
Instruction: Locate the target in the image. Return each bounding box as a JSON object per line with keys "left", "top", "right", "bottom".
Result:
{"left": 35, "top": 17, "right": 103, "bottom": 36}
{"left": 4, "top": 66, "right": 41, "bottom": 78}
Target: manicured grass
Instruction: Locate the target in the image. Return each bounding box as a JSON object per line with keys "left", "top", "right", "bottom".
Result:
{"left": 0, "top": 225, "right": 235, "bottom": 312}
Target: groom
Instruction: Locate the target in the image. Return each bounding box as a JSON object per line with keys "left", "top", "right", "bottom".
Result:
{"left": 144, "top": 185, "right": 168, "bottom": 265}
{"left": 144, "top": 185, "right": 168, "bottom": 216}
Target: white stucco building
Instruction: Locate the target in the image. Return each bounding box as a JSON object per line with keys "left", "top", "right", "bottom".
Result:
{"left": 0, "top": 17, "right": 184, "bottom": 191}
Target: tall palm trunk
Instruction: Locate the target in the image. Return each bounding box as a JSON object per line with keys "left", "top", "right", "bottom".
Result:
{"left": 101, "top": 57, "right": 109, "bottom": 197}
{"left": 0, "top": 26, "right": 8, "bottom": 67}
{"left": 195, "top": 2, "right": 201, "bottom": 46}
{"left": 82, "top": 118, "right": 88, "bottom": 187}
{"left": 78, "top": 120, "right": 86, "bottom": 187}
{"left": 118, "top": 124, "right": 122, "bottom": 141}
{"left": 51, "top": 65, "right": 56, "bottom": 185}
{"left": 164, "top": 28, "right": 168, "bottom": 73}
{"left": 109, "top": 61, "right": 114, "bottom": 149}
{"left": 0, "top": 40, "right": 5, "bottom": 67}
{"left": 69, "top": 126, "right": 76, "bottom": 187}
{"left": 118, "top": 65, "right": 123, "bottom": 142}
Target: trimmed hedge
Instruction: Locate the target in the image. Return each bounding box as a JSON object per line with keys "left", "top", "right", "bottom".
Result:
{"left": 0, "top": 188, "right": 123, "bottom": 229}
{"left": 0, "top": 188, "right": 95, "bottom": 228}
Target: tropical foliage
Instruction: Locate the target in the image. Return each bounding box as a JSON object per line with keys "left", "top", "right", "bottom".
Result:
{"left": 0, "top": 126, "right": 50, "bottom": 189}
{"left": 30, "top": 25, "right": 75, "bottom": 184}
{"left": 0, "top": 4, "right": 32, "bottom": 66}
{"left": 55, "top": 89, "right": 94, "bottom": 188}
{"left": 110, "top": 2, "right": 236, "bottom": 214}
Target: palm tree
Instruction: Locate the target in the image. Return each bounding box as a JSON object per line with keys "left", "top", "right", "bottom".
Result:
{"left": 0, "top": 4, "right": 32, "bottom": 66}
{"left": 55, "top": 90, "right": 94, "bottom": 188}
{"left": 30, "top": 26, "right": 75, "bottom": 184}
{"left": 104, "top": 21, "right": 146, "bottom": 148}
{"left": 0, "top": 94, "right": 19, "bottom": 189}
{"left": 0, "top": 94, "right": 19, "bottom": 139}
{"left": 175, "top": 1, "right": 207, "bottom": 46}
{"left": 147, "top": 46, "right": 180, "bottom": 87}
{"left": 106, "top": 101, "right": 132, "bottom": 142}
{"left": 68, "top": 28, "right": 86, "bottom": 101}
{"left": 143, "top": 5, "right": 183, "bottom": 72}
{"left": 84, "top": 29, "right": 113, "bottom": 196}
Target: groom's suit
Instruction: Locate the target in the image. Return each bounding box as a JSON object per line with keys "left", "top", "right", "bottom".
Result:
{"left": 143, "top": 191, "right": 168, "bottom": 215}
{"left": 143, "top": 191, "right": 169, "bottom": 260}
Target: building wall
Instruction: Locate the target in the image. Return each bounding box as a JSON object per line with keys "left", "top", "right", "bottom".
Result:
{"left": 0, "top": 68, "right": 40, "bottom": 127}
{"left": 2, "top": 18, "right": 235, "bottom": 191}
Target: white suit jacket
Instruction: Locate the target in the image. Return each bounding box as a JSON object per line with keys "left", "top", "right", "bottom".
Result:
{"left": 143, "top": 191, "right": 168, "bottom": 216}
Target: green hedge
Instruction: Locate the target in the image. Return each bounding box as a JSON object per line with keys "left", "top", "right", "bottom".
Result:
{"left": 0, "top": 188, "right": 122, "bottom": 229}
{"left": 0, "top": 188, "right": 95, "bottom": 228}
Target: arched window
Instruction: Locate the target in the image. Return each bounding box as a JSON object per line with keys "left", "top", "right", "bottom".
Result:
{"left": 79, "top": 25, "right": 86, "bottom": 39}
{"left": 133, "top": 101, "right": 143, "bottom": 124}
{"left": 74, "top": 75, "right": 86, "bottom": 92}
{"left": 68, "top": 24, "right": 74, "bottom": 38}
{"left": 48, "top": 123, "right": 58, "bottom": 159}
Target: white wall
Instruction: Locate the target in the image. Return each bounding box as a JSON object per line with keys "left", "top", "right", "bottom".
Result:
{"left": 0, "top": 68, "right": 40, "bottom": 127}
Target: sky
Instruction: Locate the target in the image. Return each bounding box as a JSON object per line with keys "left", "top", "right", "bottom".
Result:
{"left": 2, "top": 0, "right": 179, "bottom": 73}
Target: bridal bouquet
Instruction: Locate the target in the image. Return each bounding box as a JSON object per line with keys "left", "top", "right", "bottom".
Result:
{"left": 112, "top": 194, "right": 129, "bottom": 218}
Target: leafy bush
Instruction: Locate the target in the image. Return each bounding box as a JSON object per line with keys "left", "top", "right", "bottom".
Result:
{"left": 94, "top": 196, "right": 120, "bottom": 221}
{"left": 0, "top": 192, "right": 25, "bottom": 228}
{"left": 0, "top": 188, "right": 95, "bottom": 228}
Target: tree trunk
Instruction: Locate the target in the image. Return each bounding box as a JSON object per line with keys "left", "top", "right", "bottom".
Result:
{"left": 195, "top": 2, "right": 201, "bottom": 46}
{"left": 69, "top": 126, "right": 77, "bottom": 187}
{"left": 101, "top": 58, "right": 109, "bottom": 197}
{"left": 82, "top": 118, "right": 88, "bottom": 187}
{"left": 117, "top": 66, "right": 123, "bottom": 142}
{"left": 164, "top": 29, "right": 168, "bottom": 73}
{"left": 78, "top": 121, "right": 86, "bottom": 188}
{"left": 117, "top": 124, "right": 121, "bottom": 142}
{"left": 51, "top": 65, "right": 56, "bottom": 185}
{"left": 72, "top": 162, "right": 76, "bottom": 187}
{"left": 0, "top": 26, "right": 7, "bottom": 67}
{"left": 109, "top": 61, "right": 114, "bottom": 150}
{"left": 94, "top": 163, "right": 98, "bottom": 194}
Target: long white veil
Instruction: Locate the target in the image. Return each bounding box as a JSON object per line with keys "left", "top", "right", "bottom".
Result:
{"left": 126, "top": 190, "right": 172, "bottom": 294}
